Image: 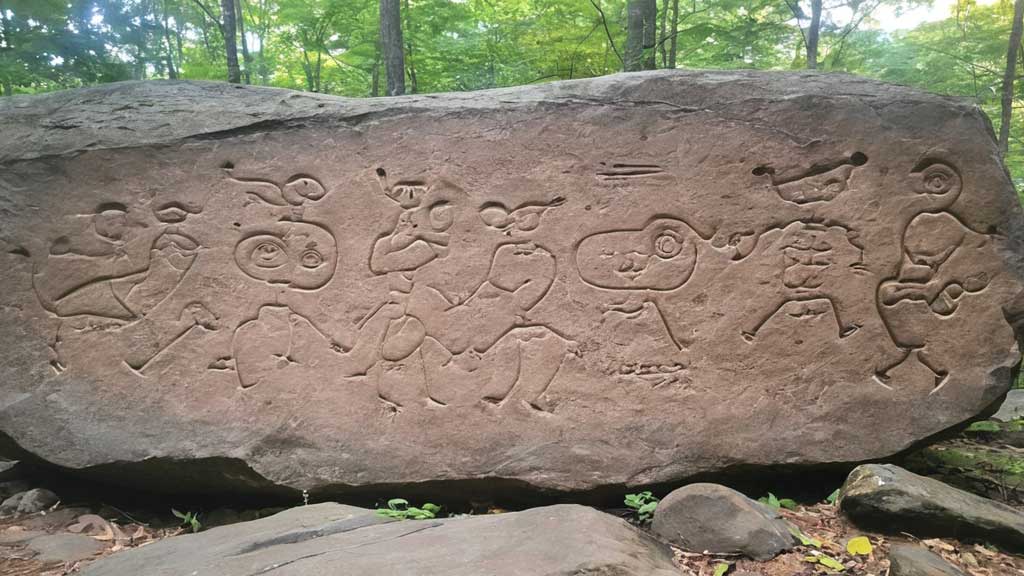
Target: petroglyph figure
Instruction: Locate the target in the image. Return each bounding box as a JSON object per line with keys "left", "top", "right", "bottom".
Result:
{"left": 234, "top": 221, "right": 337, "bottom": 290}
{"left": 877, "top": 211, "right": 997, "bottom": 389}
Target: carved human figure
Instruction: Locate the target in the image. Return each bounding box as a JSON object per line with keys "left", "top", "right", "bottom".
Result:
{"left": 876, "top": 211, "right": 998, "bottom": 388}
{"left": 575, "top": 217, "right": 702, "bottom": 351}
{"left": 228, "top": 219, "right": 393, "bottom": 388}
{"left": 362, "top": 171, "right": 576, "bottom": 410}
{"left": 740, "top": 221, "right": 869, "bottom": 341}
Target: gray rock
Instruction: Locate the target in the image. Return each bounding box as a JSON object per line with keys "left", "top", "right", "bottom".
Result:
{"left": 0, "top": 529, "right": 45, "bottom": 544}
{"left": 889, "top": 544, "right": 966, "bottom": 576}
{"left": 15, "top": 488, "right": 58, "bottom": 514}
{"left": 27, "top": 533, "right": 104, "bottom": 563}
{"left": 81, "top": 503, "right": 677, "bottom": 576}
{"left": 992, "top": 389, "right": 1024, "bottom": 422}
{"left": 0, "top": 460, "right": 21, "bottom": 481}
{"left": 0, "top": 491, "right": 24, "bottom": 515}
{"left": 840, "top": 464, "right": 1024, "bottom": 551}
{"left": 651, "top": 483, "right": 796, "bottom": 560}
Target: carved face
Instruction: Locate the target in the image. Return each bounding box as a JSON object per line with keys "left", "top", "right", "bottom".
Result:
{"left": 235, "top": 221, "right": 337, "bottom": 290}
{"left": 577, "top": 218, "right": 699, "bottom": 291}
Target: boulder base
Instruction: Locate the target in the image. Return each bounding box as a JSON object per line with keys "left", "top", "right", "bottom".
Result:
{"left": 0, "top": 72, "right": 1022, "bottom": 493}
{"left": 80, "top": 503, "right": 678, "bottom": 576}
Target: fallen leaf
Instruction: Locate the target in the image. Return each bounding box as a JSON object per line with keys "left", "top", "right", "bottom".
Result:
{"left": 846, "top": 536, "right": 873, "bottom": 556}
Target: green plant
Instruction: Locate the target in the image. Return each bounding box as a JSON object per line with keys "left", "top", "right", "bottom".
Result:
{"left": 624, "top": 491, "right": 659, "bottom": 522}
{"left": 171, "top": 509, "right": 202, "bottom": 533}
{"left": 758, "top": 492, "right": 798, "bottom": 510}
{"left": 376, "top": 498, "right": 441, "bottom": 520}
{"left": 826, "top": 488, "right": 841, "bottom": 505}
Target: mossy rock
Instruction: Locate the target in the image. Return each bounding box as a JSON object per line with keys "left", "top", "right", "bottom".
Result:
{"left": 904, "top": 436, "right": 1024, "bottom": 505}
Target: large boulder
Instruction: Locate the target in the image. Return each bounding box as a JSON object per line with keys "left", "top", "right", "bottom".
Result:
{"left": 0, "top": 72, "right": 1022, "bottom": 494}
{"left": 992, "top": 389, "right": 1024, "bottom": 422}
{"left": 80, "top": 503, "right": 678, "bottom": 576}
{"left": 651, "top": 483, "right": 796, "bottom": 560}
{"left": 839, "top": 464, "right": 1024, "bottom": 551}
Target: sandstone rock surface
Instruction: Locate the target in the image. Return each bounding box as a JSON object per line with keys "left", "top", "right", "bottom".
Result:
{"left": 80, "top": 503, "right": 678, "bottom": 576}
{"left": 840, "top": 464, "right": 1024, "bottom": 551}
{"left": 651, "top": 483, "right": 796, "bottom": 560}
{"left": 888, "top": 544, "right": 967, "bottom": 576}
{"left": 0, "top": 72, "right": 1022, "bottom": 493}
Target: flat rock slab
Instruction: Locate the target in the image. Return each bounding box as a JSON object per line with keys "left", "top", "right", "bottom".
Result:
{"left": 80, "top": 503, "right": 678, "bottom": 576}
{"left": 1, "top": 72, "right": 1022, "bottom": 493}
{"left": 25, "top": 533, "right": 104, "bottom": 563}
{"left": 888, "top": 544, "right": 967, "bottom": 576}
{"left": 992, "top": 389, "right": 1024, "bottom": 422}
{"left": 840, "top": 464, "right": 1024, "bottom": 551}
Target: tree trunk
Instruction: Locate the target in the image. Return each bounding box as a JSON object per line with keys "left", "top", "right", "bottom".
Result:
{"left": 371, "top": 41, "right": 381, "bottom": 97}
{"left": 379, "top": 0, "right": 405, "bottom": 96}
{"left": 668, "top": 0, "right": 678, "bottom": 68}
{"left": 625, "top": 0, "right": 656, "bottom": 71}
{"left": 0, "top": 2, "right": 12, "bottom": 96}
{"left": 301, "top": 50, "right": 315, "bottom": 92}
{"left": 161, "top": 0, "right": 178, "bottom": 79}
{"left": 403, "top": 0, "right": 417, "bottom": 94}
{"left": 999, "top": 0, "right": 1024, "bottom": 157}
{"left": 235, "top": 0, "right": 252, "bottom": 84}
{"left": 658, "top": 0, "right": 669, "bottom": 68}
{"left": 806, "top": 0, "right": 822, "bottom": 69}
{"left": 220, "top": 0, "right": 242, "bottom": 83}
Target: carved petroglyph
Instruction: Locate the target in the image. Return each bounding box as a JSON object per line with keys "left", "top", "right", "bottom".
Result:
{"left": 753, "top": 152, "right": 868, "bottom": 204}
{"left": 877, "top": 211, "right": 998, "bottom": 390}
{"left": 596, "top": 162, "right": 667, "bottom": 181}
{"left": 479, "top": 197, "right": 565, "bottom": 235}
{"left": 576, "top": 218, "right": 700, "bottom": 292}
{"left": 234, "top": 221, "right": 337, "bottom": 290}
{"left": 741, "top": 221, "right": 866, "bottom": 341}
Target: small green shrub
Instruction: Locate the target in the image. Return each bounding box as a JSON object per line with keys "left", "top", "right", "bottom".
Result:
{"left": 171, "top": 509, "right": 202, "bottom": 533}
{"left": 376, "top": 498, "right": 441, "bottom": 520}
{"left": 758, "top": 492, "right": 798, "bottom": 510}
{"left": 624, "top": 491, "right": 659, "bottom": 522}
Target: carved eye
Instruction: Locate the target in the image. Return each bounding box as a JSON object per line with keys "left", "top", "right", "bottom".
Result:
{"left": 284, "top": 177, "right": 326, "bottom": 201}
{"left": 915, "top": 163, "right": 961, "bottom": 196}
{"left": 653, "top": 229, "right": 685, "bottom": 259}
{"left": 299, "top": 249, "right": 324, "bottom": 269}
{"left": 251, "top": 240, "right": 287, "bottom": 269}
{"left": 154, "top": 205, "right": 189, "bottom": 223}
{"left": 429, "top": 202, "right": 454, "bottom": 232}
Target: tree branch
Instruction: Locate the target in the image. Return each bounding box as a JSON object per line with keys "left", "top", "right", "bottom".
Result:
{"left": 589, "top": 0, "right": 623, "bottom": 66}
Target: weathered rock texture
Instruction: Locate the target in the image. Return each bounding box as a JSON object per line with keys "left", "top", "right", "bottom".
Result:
{"left": 840, "top": 464, "right": 1024, "bottom": 551}
{"left": 0, "top": 72, "right": 1022, "bottom": 493}
{"left": 80, "top": 503, "right": 679, "bottom": 576}
{"left": 651, "top": 483, "right": 796, "bottom": 559}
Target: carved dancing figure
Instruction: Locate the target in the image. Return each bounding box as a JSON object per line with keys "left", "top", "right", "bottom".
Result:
{"left": 876, "top": 211, "right": 997, "bottom": 389}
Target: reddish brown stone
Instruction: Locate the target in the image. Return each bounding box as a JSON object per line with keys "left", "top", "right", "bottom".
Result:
{"left": 0, "top": 72, "right": 1021, "bottom": 493}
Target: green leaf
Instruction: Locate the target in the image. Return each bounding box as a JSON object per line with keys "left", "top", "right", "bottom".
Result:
{"left": 846, "top": 536, "right": 872, "bottom": 556}
{"left": 171, "top": 508, "right": 186, "bottom": 520}
{"left": 803, "top": 554, "right": 845, "bottom": 571}
{"left": 712, "top": 562, "right": 730, "bottom": 576}
{"left": 778, "top": 498, "right": 798, "bottom": 510}
{"left": 422, "top": 503, "right": 441, "bottom": 514}
{"left": 826, "top": 488, "right": 841, "bottom": 505}
{"left": 788, "top": 525, "right": 821, "bottom": 548}
{"left": 388, "top": 498, "right": 409, "bottom": 511}
{"left": 638, "top": 502, "right": 658, "bottom": 515}
{"left": 767, "top": 493, "right": 780, "bottom": 508}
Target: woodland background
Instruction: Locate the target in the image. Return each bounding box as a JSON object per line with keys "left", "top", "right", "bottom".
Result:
{"left": 1, "top": 0, "right": 1022, "bottom": 186}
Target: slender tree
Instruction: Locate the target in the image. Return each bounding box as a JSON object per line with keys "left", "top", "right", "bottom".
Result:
{"left": 806, "top": 0, "right": 822, "bottom": 69}
{"left": 1000, "top": 0, "right": 1024, "bottom": 157}
{"left": 625, "top": 0, "right": 656, "bottom": 71}
{"left": 220, "top": 0, "right": 241, "bottom": 82}
{"left": 236, "top": 0, "right": 252, "bottom": 83}
{"left": 379, "top": 0, "right": 404, "bottom": 95}
{"left": 668, "top": 0, "right": 679, "bottom": 68}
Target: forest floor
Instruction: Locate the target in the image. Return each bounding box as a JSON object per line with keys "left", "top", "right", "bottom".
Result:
{"left": 1, "top": 423, "right": 1023, "bottom": 576}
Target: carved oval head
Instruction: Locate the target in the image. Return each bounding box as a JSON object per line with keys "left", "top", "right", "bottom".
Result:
{"left": 576, "top": 217, "right": 699, "bottom": 291}
{"left": 235, "top": 221, "right": 337, "bottom": 290}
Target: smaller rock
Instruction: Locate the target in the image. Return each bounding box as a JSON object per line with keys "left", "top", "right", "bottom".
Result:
{"left": 840, "top": 464, "right": 1024, "bottom": 551}
{"left": 0, "top": 460, "right": 21, "bottom": 482}
{"left": 0, "top": 491, "right": 25, "bottom": 515}
{"left": 0, "top": 480, "right": 31, "bottom": 499}
{"left": 0, "top": 528, "right": 45, "bottom": 544}
{"left": 992, "top": 390, "right": 1024, "bottom": 422}
{"left": 16, "top": 488, "right": 58, "bottom": 514}
{"left": 26, "top": 533, "right": 104, "bottom": 563}
{"left": 889, "top": 544, "right": 966, "bottom": 576}
{"left": 651, "top": 483, "right": 796, "bottom": 560}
